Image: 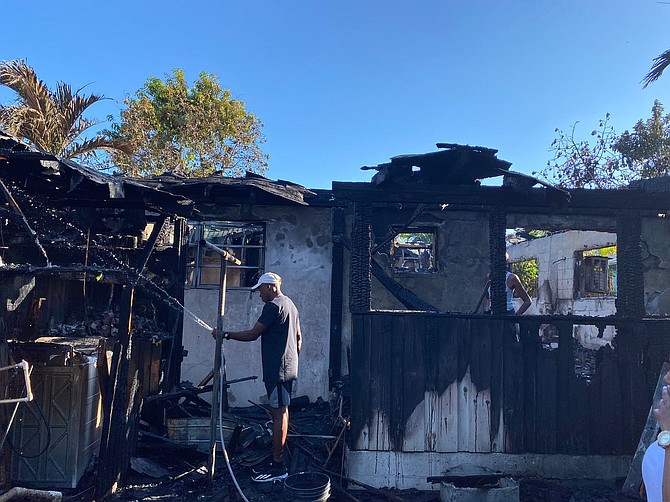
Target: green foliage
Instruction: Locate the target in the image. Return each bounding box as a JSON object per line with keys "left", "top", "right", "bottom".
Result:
{"left": 536, "top": 101, "right": 670, "bottom": 189}
{"left": 396, "top": 232, "right": 433, "bottom": 245}
{"left": 510, "top": 259, "right": 538, "bottom": 298}
{"left": 584, "top": 245, "right": 616, "bottom": 258}
{"left": 615, "top": 101, "right": 670, "bottom": 179}
{"left": 0, "top": 60, "right": 129, "bottom": 160}
{"left": 105, "top": 69, "right": 268, "bottom": 178}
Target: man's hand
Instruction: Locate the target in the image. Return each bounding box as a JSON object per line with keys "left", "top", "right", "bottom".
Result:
{"left": 211, "top": 327, "right": 217, "bottom": 340}
{"left": 655, "top": 373, "right": 670, "bottom": 431}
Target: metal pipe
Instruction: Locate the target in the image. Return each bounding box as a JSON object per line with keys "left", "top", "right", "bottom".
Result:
{"left": 0, "top": 360, "right": 33, "bottom": 404}
{"left": 199, "top": 240, "right": 242, "bottom": 266}
{"left": 201, "top": 239, "right": 239, "bottom": 482}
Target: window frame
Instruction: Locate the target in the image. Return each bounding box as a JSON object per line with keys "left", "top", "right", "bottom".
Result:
{"left": 186, "top": 220, "right": 266, "bottom": 289}
{"left": 389, "top": 227, "right": 438, "bottom": 274}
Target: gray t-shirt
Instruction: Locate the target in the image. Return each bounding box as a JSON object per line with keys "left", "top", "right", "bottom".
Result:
{"left": 257, "top": 294, "right": 300, "bottom": 383}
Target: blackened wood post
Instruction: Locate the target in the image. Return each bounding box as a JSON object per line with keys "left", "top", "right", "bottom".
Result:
{"left": 350, "top": 202, "right": 372, "bottom": 314}
{"left": 615, "top": 211, "right": 644, "bottom": 318}
{"left": 167, "top": 217, "right": 188, "bottom": 388}
{"left": 329, "top": 207, "right": 345, "bottom": 387}
{"left": 95, "top": 216, "right": 167, "bottom": 500}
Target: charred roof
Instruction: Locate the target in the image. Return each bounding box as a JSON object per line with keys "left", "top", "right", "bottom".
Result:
{"left": 0, "top": 131, "right": 195, "bottom": 217}
{"left": 133, "top": 171, "right": 326, "bottom": 209}
{"left": 361, "top": 143, "right": 513, "bottom": 186}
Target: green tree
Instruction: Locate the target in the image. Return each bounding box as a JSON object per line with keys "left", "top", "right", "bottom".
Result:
{"left": 510, "top": 259, "right": 538, "bottom": 298}
{"left": 615, "top": 100, "right": 670, "bottom": 179}
{"left": 536, "top": 101, "right": 670, "bottom": 189}
{"left": 106, "top": 69, "right": 268, "bottom": 178}
{"left": 0, "top": 59, "right": 128, "bottom": 159}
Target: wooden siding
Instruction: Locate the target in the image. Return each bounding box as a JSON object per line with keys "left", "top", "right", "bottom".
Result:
{"left": 350, "top": 313, "right": 668, "bottom": 455}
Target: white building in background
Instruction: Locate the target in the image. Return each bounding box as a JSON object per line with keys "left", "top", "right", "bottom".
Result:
{"left": 506, "top": 230, "right": 617, "bottom": 350}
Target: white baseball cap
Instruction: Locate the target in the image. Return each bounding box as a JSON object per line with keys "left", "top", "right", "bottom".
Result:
{"left": 251, "top": 272, "right": 282, "bottom": 290}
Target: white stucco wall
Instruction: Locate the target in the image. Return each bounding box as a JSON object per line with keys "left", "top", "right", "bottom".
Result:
{"left": 507, "top": 230, "right": 616, "bottom": 307}
{"left": 180, "top": 205, "right": 333, "bottom": 406}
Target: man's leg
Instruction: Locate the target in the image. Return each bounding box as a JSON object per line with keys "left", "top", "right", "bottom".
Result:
{"left": 252, "top": 381, "right": 292, "bottom": 482}
{"left": 271, "top": 405, "right": 289, "bottom": 463}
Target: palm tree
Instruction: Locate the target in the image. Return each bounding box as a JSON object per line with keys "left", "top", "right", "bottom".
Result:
{"left": 643, "top": 49, "right": 670, "bottom": 88}
{"left": 0, "top": 60, "right": 129, "bottom": 159}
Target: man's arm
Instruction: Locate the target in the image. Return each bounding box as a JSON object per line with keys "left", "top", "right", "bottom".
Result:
{"left": 508, "top": 273, "right": 532, "bottom": 315}
{"left": 213, "top": 322, "right": 267, "bottom": 342}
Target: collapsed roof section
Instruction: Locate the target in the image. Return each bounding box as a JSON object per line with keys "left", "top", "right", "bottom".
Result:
{"left": 360, "top": 142, "right": 571, "bottom": 204}
{"left": 134, "top": 171, "right": 322, "bottom": 211}
{"left": 0, "top": 131, "right": 195, "bottom": 217}
{"left": 361, "top": 143, "right": 513, "bottom": 185}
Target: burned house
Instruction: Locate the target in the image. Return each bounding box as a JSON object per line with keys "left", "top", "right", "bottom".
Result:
{"left": 2, "top": 133, "right": 670, "bottom": 499}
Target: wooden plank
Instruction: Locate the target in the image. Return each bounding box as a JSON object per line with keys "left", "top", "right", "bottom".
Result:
{"left": 502, "top": 319, "right": 524, "bottom": 452}
{"left": 369, "top": 314, "right": 392, "bottom": 451}
{"left": 471, "top": 319, "right": 493, "bottom": 452}
{"left": 566, "top": 343, "right": 591, "bottom": 454}
{"left": 623, "top": 362, "right": 670, "bottom": 496}
{"left": 402, "top": 316, "right": 426, "bottom": 452}
{"left": 389, "top": 315, "right": 405, "bottom": 450}
{"left": 536, "top": 339, "right": 558, "bottom": 453}
{"left": 554, "top": 321, "right": 573, "bottom": 454}
{"left": 521, "top": 322, "right": 538, "bottom": 453}
{"left": 489, "top": 318, "right": 504, "bottom": 450}
{"left": 350, "top": 314, "right": 371, "bottom": 450}
{"left": 432, "top": 317, "right": 459, "bottom": 452}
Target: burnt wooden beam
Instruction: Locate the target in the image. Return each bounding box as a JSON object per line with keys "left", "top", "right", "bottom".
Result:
{"left": 371, "top": 259, "right": 439, "bottom": 311}
{"left": 0, "top": 179, "right": 48, "bottom": 265}
{"left": 340, "top": 234, "right": 439, "bottom": 312}
{"left": 616, "top": 211, "right": 644, "bottom": 318}
{"left": 333, "top": 182, "right": 670, "bottom": 211}
{"left": 329, "top": 207, "right": 345, "bottom": 387}
{"left": 95, "top": 216, "right": 168, "bottom": 500}
{"left": 166, "top": 217, "right": 188, "bottom": 389}
{"left": 350, "top": 202, "right": 372, "bottom": 313}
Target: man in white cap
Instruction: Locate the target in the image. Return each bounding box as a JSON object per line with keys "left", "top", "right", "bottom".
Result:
{"left": 214, "top": 272, "right": 302, "bottom": 482}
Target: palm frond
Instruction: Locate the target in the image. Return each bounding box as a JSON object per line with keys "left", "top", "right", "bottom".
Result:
{"left": 63, "top": 136, "right": 132, "bottom": 160}
{"left": 643, "top": 48, "right": 670, "bottom": 88}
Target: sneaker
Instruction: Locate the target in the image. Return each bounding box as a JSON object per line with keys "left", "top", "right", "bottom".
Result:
{"left": 251, "top": 458, "right": 273, "bottom": 475}
{"left": 251, "top": 462, "right": 288, "bottom": 483}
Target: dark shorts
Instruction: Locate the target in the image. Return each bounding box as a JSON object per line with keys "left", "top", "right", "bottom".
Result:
{"left": 265, "top": 381, "right": 293, "bottom": 408}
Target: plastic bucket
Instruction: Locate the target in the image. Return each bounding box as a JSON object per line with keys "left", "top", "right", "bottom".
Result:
{"left": 284, "top": 472, "right": 331, "bottom": 501}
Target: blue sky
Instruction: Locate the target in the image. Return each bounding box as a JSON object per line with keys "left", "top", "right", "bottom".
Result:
{"left": 2, "top": 1, "right": 670, "bottom": 189}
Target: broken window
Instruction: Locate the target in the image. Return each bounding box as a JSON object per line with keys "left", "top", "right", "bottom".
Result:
{"left": 187, "top": 221, "right": 265, "bottom": 288}
{"left": 390, "top": 229, "right": 436, "bottom": 273}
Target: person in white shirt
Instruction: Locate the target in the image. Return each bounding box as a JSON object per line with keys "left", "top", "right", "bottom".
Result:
{"left": 642, "top": 372, "right": 670, "bottom": 502}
